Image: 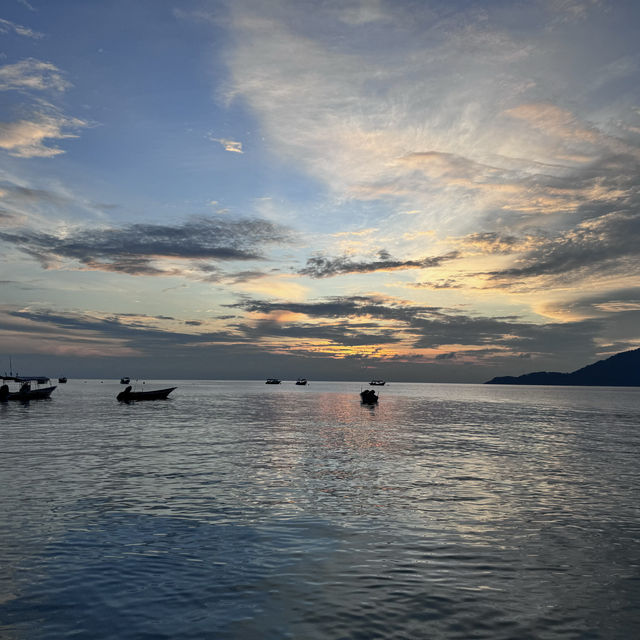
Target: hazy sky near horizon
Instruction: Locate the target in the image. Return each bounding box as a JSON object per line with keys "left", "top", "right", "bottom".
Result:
{"left": 1, "top": 0, "right": 639, "bottom": 381}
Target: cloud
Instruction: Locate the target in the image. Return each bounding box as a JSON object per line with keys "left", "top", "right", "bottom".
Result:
{"left": 209, "top": 136, "right": 243, "bottom": 153}
{"left": 0, "top": 293, "right": 612, "bottom": 379}
{"left": 541, "top": 288, "right": 640, "bottom": 319}
{"left": 0, "top": 18, "right": 43, "bottom": 39}
{"left": 0, "top": 58, "right": 70, "bottom": 92}
{"left": 504, "top": 103, "right": 599, "bottom": 144}
{"left": 338, "top": 0, "right": 390, "bottom": 25}
{"left": 457, "top": 231, "right": 524, "bottom": 255}
{"left": 221, "top": 0, "right": 640, "bottom": 265}
{"left": 0, "top": 182, "right": 76, "bottom": 209}
{"left": 0, "top": 58, "right": 84, "bottom": 158}
{"left": 537, "top": 288, "right": 640, "bottom": 353}
{"left": 545, "top": 0, "right": 604, "bottom": 24}
{"left": 397, "top": 151, "right": 516, "bottom": 187}
{"left": 18, "top": 0, "right": 36, "bottom": 11}
{"left": 0, "top": 111, "right": 87, "bottom": 158}
{"left": 222, "top": 269, "right": 271, "bottom": 283}
{"left": 408, "top": 278, "right": 464, "bottom": 290}
{"left": 233, "top": 315, "right": 403, "bottom": 347}
{"left": 222, "top": 2, "right": 545, "bottom": 221}
{"left": 484, "top": 211, "right": 640, "bottom": 284}
{"left": 3, "top": 308, "right": 242, "bottom": 347}
{"left": 230, "top": 294, "right": 446, "bottom": 324}
{"left": 230, "top": 294, "right": 603, "bottom": 364}
{"left": 0, "top": 215, "right": 293, "bottom": 274}
{"left": 0, "top": 208, "right": 18, "bottom": 223}
{"left": 299, "top": 249, "right": 460, "bottom": 278}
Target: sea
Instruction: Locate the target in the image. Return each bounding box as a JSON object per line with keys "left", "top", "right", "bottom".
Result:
{"left": 1, "top": 380, "right": 639, "bottom": 639}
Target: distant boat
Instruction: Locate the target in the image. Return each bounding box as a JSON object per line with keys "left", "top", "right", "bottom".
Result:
{"left": 295, "top": 378, "right": 308, "bottom": 385}
{"left": 265, "top": 378, "right": 281, "bottom": 384}
{"left": 369, "top": 380, "right": 386, "bottom": 386}
{"left": 120, "top": 377, "right": 130, "bottom": 384}
{"left": 0, "top": 376, "right": 57, "bottom": 402}
{"left": 360, "top": 389, "right": 378, "bottom": 404}
{"left": 116, "top": 385, "right": 176, "bottom": 402}
{"left": 58, "top": 376, "right": 67, "bottom": 383}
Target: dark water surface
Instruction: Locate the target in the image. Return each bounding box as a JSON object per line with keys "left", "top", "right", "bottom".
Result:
{"left": 1, "top": 380, "right": 639, "bottom": 639}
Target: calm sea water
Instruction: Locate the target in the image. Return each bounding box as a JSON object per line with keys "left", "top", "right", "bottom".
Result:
{"left": 1, "top": 380, "right": 639, "bottom": 639}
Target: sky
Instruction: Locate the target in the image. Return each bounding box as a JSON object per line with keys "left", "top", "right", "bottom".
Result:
{"left": 1, "top": 0, "right": 639, "bottom": 382}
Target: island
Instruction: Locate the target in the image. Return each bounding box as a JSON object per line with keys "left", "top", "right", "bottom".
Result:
{"left": 485, "top": 348, "right": 640, "bottom": 386}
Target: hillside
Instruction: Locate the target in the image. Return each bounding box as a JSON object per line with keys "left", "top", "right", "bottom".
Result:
{"left": 485, "top": 348, "right": 640, "bottom": 386}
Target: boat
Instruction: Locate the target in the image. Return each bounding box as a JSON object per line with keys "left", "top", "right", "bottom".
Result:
{"left": 295, "top": 378, "right": 308, "bottom": 385}
{"left": 116, "top": 385, "right": 176, "bottom": 401}
{"left": 360, "top": 389, "right": 378, "bottom": 404}
{"left": 369, "top": 380, "right": 386, "bottom": 386}
{"left": 120, "top": 377, "right": 130, "bottom": 384}
{"left": 0, "top": 376, "right": 57, "bottom": 402}
{"left": 58, "top": 376, "right": 67, "bottom": 383}
{"left": 265, "top": 378, "right": 281, "bottom": 384}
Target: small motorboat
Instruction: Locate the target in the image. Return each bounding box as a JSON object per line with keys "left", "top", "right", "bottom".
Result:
{"left": 360, "top": 389, "right": 378, "bottom": 404}
{"left": 117, "top": 385, "right": 176, "bottom": 402}
{"left": 295, "top": 378, "right": 308, "bottom": 385}
{"left": 58, "top": 376, "right": 68, "bottom": 383}
{"left": 0, "top": 376, "right": 57, "bottom": 402}
{"left": 369, "top": 380, "right": 386, "bottom": 386}
{"left": 265, "top": 378, "right": 281, "bottom": 384}
{"left": 120, "top": 377, "right": 130, "bottom": 384}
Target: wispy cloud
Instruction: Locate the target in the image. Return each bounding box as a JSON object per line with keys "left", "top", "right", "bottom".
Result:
{"left": 299, "top": 249, "right": 460, "bottom": 278}
{"left": 223, "top": 2, "right": 537, "bottom": 220}
{"left": 338, "top": 0, "right": 390, "bottom": 26}
{"left": 17, "top": 0, "right": 36, "bottom": 11}
{"left": 0, "top": 58, "right": 70, "bottom": 92}
{"left": 0, "top": 110, "right": 87, "bottom": 158}
{"left": 541, "top": 287, "right": 640, "bottom": 319}
{"left": 224, "top": 1, "right": 640, "bottom": 248}
{"left": 0, "top": 17, "right": 42, "bottom": 39}
{"left": 544, "top": 0, "right": 605, "bottom": 25}
{"left": 0, "top": 57, "right": 83, "bottom": 158}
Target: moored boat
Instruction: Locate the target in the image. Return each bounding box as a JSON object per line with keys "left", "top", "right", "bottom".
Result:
{"left": 369, "top": 380, "right": 386, "bottom": 386}
{"left": 116, "top": 385, "right": 176, "bottom": 401}
{"left": 295, "top": 378, "right": 307, "bottom": 385}
{"left": 0, "top": 376, "right": 57, "bottom": 402}
{"left": 265, "top": 378, "right": 281, "bottom": 384}
{"left": 58, "top": 376, "right": 67, "bottom": 383}
{"left": 120, "top": 376, "right": 130, "bottom": 384}
{"left": 360, "top": 389, "right": 378, "bottom": 404}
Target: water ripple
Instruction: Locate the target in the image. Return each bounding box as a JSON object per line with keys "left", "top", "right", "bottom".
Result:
{"left": 1, "top": 381, "right": 640, "bottom": 638}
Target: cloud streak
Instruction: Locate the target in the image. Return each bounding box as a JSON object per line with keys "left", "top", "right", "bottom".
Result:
{"left": 0, "top": 216, "right": 293, "bottom": 275}
{"left": 299, "top": 249, "right": 460, "bottom": 278}
{"left": 0, "top": 18, "right": 43, "bottom": 39}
